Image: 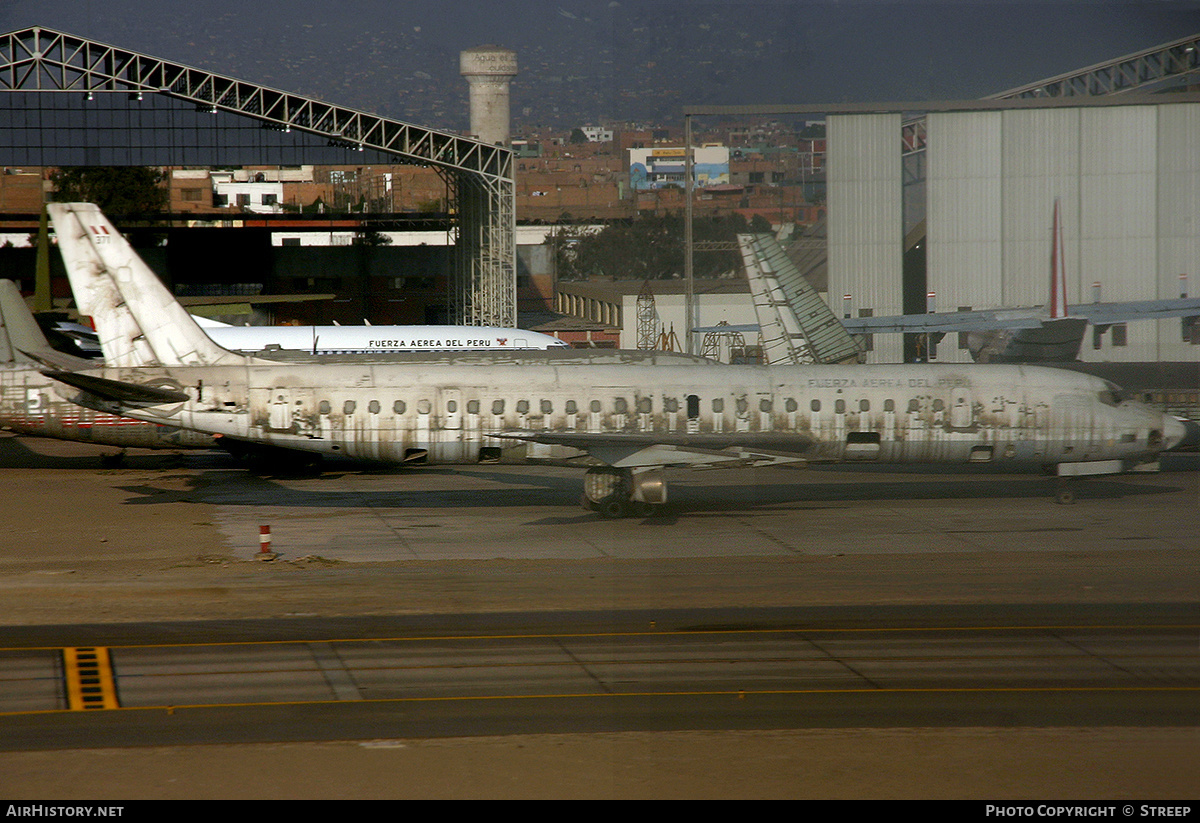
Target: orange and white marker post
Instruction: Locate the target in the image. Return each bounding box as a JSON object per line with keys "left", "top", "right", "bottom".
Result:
{"left": 259, "top": 525, "right": 272, "bottom": 555}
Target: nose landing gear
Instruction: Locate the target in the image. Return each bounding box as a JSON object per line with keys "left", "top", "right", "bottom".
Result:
{"left": 1054, "top": 479, "right": 1077, "bottom": 505}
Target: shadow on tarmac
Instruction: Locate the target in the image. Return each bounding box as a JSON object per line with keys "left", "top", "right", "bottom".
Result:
{"left": 107, "top": 462, "right": 1190, "bottom": 523}
{"left": 4, "top": 432, "right": 1193, "bottom": 521}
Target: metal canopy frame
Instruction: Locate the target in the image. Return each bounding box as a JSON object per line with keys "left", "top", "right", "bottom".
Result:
{"left": 0, "top": 26, "right": 516, "bottom": 327}
{"left": 987, "top": 32, "right": 1200, "bottom": 99}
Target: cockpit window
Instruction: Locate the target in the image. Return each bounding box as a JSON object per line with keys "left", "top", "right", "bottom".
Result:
{"left": 1098, "top": 382, "right": 1124, "bottom": 406}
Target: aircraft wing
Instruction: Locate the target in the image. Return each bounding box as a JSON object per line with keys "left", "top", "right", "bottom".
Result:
{"left": 1067, "top": 297, "right": 1200, "bottom": 324}
{"left": 699, "top": 313, "right": 1047, "bottom": 336}
{"left": 839, "top": 310, "right": 1047, "bottom": 334}
{"left": 838, "top": 297, "right": 1200, "bottom": 334}
{"left": 494, "top": 430, "right": 813, "bottom": 469}
{"left": 695, "top": 312, "right": 1049, "bottom": 335}
{"left": 697, "top": 300, "right": 1199, "bottom": 338}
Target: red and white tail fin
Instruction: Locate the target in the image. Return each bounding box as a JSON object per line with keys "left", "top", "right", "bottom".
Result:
{"left": 1049, "top": 199, "right": 1069, "bottom": 319}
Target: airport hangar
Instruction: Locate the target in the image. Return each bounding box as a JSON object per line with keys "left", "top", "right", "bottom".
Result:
{"left": 1, "top": 26, "right": 1199, "bottom": 370}
{"left": 0, "top": 25, "right": 517, "bottom": 329}
{"left": 679, "top": 34, "right": 1200, "bottom": 367}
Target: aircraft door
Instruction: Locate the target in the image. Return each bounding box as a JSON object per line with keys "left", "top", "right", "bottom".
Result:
{"left": 734, "top": 394, "right": 750, "bottom": 432}
{"left": 686, "top": 394, "right": 700, "bottom": 434}
{"left": 949, "top": 388, "right": 974, "bottom": 430}
{"left": 268, "top": 391, "right": 291, "bottom": 432}
{"left": 438, "top": 388, "right": 466, "bottom": 462}
{"left": 442, "top": 388, "right": 462, "bottom": 430}
{"left": 1051, "top": 393, "right": 1092, "bottom": 455}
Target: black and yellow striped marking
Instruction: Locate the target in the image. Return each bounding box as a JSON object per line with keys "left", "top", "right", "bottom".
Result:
{"left": 63, "top": 647, "right": 119, "bottom": 710}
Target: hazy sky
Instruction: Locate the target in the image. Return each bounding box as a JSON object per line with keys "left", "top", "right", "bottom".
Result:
{"left": 4, "top": 1, "right": 1199, "bottom": 128}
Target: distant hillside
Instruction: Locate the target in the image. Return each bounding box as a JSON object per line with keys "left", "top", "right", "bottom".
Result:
{"left": 3, "top": 1, "right": 1196, "bottom": 131}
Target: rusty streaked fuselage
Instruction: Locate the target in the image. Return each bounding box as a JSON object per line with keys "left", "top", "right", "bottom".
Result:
{"left": 50, "top": 349, "right": 1182, "bottom": 471}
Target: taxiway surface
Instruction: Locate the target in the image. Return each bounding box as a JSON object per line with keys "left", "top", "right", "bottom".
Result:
{"left": 0, "top": 434, "right": 1196, "bottom": 798}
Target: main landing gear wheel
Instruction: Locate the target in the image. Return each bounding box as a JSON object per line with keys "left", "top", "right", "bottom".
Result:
{"left": 1054, "top": 479, "right": 1077, "bottom": 505}
{"left": 629, "top": 500, "right": 656, "bottom": 518}
{"left": 598, "top": 496, "right": 630, "bottom": 519}
{"left": 581, "top": 467, "right": 667, "bottom": 518}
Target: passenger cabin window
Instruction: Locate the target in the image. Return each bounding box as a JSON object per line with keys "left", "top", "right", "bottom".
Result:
{"left": 565, "top": 400, "right": 578, "bottom": 414}
{"left": 637, "top": 397, "right": 652, "bottom": 414}
{"left": 835, "top": 399, "right": 846, "bottom": 414}
{"left": 516, "top": 400, "right": 530, "bottom": 414}
{"left": 590, "top": 400, "right": 602, "bottom": 413}
{"left": 446, "top": 400, "right": 457, "bottom": 413}
{"left": 344, "top": 400, "right": 356, "bottom": 415}
{"left": 712, "top": 398, "right": 724, "bottom": 413}
{"left": 541, "top": 400, "right": 553, "bottom": 414}
{"left": 884, "top": 399, "right": 895, "bottom": 412}
{"left": 418, "top": 400, "right": 431, "bottom": 414}
{"left": 785, "top": 398, "right": 798, "bottom": 413}
{"left": 736, "top": 397, "right": 748, "bottom": 414}
{"left": 811, "top": 399, "right": 821, "bottom": 412}
{"left": 492, "top": 400, "right": 505, "bottom": 415}
{"left": 467, "top": 400, "right": 480, "bottom": 414}
{"left": 860, "top": 399, "right": 870, "bottom": 412}
{"left": 368, "top": 400, "right": 380, "bottom": 414}
{"left": 319, "top": 401, "right": 331, "bottom": 415}
{"left": 760, "top": 399, "right": 772, "bottom": 413}
{"left": 394, "top": 400, "right": 406, "bottom": 414}
{"left": 614, "top": 398, "right": 628, "bottom": 414}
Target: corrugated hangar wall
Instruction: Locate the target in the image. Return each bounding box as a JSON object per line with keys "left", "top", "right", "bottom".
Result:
{"left": 827, "top": 113, "right": 904, "bottom": 364}
{"left": 830, "top": 103, "right": 1200, "bottom": 364}
{"left": 1157, "top": 103, "right": 1200, "bottom": 357}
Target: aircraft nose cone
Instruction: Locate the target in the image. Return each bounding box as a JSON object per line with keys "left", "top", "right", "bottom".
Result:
{"left": 1165, "top": 415, "right": 1199, "bottom": 452}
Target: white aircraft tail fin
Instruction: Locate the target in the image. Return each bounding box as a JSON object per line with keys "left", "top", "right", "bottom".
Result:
{"left": 48, "top": 203, "right": 246, "bottom": 367}
{"left": 0, "top": 279, "right": 48, "bottom": 364}
{"left": 739, "top": 234, "right": 863, "bottom": 365}
{"left": 1049, "top": 199, "right": 1069, "bottom": 320}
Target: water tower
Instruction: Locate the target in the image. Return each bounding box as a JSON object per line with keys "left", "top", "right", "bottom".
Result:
{"left": 460, "top": 45, "right": 517, "bottom": 146}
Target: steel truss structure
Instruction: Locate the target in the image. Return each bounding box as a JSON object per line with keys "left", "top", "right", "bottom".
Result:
{"left": 901, "top": 32, "right": 1200, "bottom": 155}
{"left": 988, "top": 32, "right": 1200, "bottom": 100}
{"left": 0, "top": 26, "right": 516, "bottom": 327}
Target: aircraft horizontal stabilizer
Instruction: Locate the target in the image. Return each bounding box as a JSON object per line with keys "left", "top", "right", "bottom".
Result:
{"left": 42, "top": 370, "right": 189, "bottom": 405}
{"left": 16, "top": 346, "right": 94, "bottom": 371}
